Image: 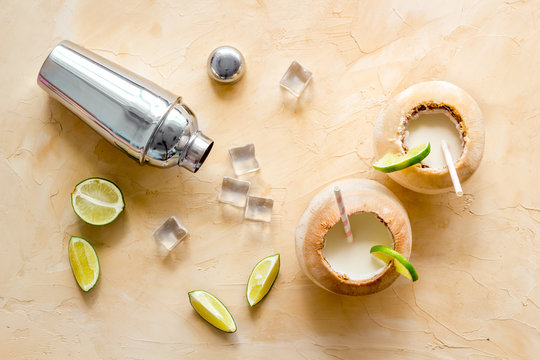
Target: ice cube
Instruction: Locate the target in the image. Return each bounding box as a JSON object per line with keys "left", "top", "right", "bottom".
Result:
{"left": 280, "top": 61, "right": 312, "bottom": 97}
{"left": 229, "top": 143, "right": 260, "bottom": 175}
{"left": 153, "top": 216, "right": 188, "bottom": 251}
{"left": 245, "top": 196, "right": 274, "bottom": 222}
{"left": 219, "top": 176, "right": 250, "bottom": 207}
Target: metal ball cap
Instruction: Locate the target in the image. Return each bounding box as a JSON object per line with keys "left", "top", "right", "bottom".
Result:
{"left": 207, "top": 46, "right": 245, "bottom": 84}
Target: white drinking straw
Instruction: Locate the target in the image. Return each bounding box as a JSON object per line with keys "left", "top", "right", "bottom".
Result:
{"left": 441, "top": 140, "right": 463, "bottom": 197}
{"left": 333, "top": 186, "right": 354, "bottom": 243}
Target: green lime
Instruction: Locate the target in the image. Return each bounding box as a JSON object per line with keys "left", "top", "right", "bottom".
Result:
{"left": 370, "top": 245, "right": 418, "bottom": 282}
{"left": 188, "top": 290, "right": 237, "bottom": 333}
{"left": 373, "top": 142, "right": 431, "bottom": 173}
{"left": 246, "top": 254, "right": 280, "bottom": 307}
{"left": 71, "top": 177, "right": 124, "bottom": 225}
{"left": 68, "top": 236, "right": 100, "bottom": 291}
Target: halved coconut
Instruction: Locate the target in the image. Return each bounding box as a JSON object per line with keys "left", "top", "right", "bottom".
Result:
{"left": 295, "top": 179, "right": 412, "bottom": 296}
{"left": 374, "top": 81, "right": 484, "bottom": 194}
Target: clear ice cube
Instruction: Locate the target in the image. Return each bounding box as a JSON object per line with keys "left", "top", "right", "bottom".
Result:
{"left": 229, "top": 143, "right": 260, "bottom": 175}
{"left": 280, "top": 61, "right": 312, "bottom": 97}
{"left": 219, "top": 176, "right": 250, "bottom": 207}
{"left": 153, "top": 216, "right": 188, "bottom": 251}
{"left": 245, "top": 196, "right": 274, "bottom": 222}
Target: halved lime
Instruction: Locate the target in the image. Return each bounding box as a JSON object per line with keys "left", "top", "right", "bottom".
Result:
{"left": 246, "top": 254, "right": 280, "bottom": 307}
{"left": 71, "top": 178, "right": 124, "bottom": 225}
{"left": 68, "top": 236, "right": 100, "bottom": 291}
{"left": 370, "top": 245, "right": 418, "bottom": 281}
{"left": 188, "top": 290, "right": 237, "bottom": 333}
{"left": 373, "top": 142, "right": 431, "bottom": 173}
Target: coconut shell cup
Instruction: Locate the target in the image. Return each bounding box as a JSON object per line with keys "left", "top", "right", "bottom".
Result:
{"left": 295, "top": 179, "right": 412, "bottom": 296}
{"left": 374, "top": 81, "right": 485, "bottom": 194}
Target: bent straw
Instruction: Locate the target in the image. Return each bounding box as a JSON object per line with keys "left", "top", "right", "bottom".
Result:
{"left": 441, "top": 140, "right": 463, "bottom": 197}
{"left": 333, "top": 186, "right": 354, "bottom": 243}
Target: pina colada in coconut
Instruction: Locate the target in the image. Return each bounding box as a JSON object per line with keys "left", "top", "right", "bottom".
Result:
{"left": 295, "top": 179, "right": 412, "bottom": 296}
{"left": 374, "top": 81, "right": 485, "bottom": 194}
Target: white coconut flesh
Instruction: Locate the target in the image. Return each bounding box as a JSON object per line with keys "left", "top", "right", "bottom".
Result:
{"left": 374, "top": 81, "right": 485, "bottom": 194}
{"left": 295, "top": 179, "right": 412, "bottom": 296}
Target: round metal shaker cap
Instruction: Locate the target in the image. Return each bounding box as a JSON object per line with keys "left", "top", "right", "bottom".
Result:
{"left": 207, "top": 46, "right": 245, "bottom": 83}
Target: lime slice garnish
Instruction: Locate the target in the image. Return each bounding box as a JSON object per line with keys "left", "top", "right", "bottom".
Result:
{"left": 188, "top": 290, "right": 237, "bottom": 333}
{"left": 71, "top": 178, "right": 124, "bottom": 225}
{"left": 373, "top": 142, "right": 431, "bottom": 173}
{"left": 246, "top": 254, "right": 280, "bottom": 307}
{"left": 68, "top": 236, "right": 100, "bottom": 291}
{"left": 370, "top": 245, "right": 418, "bottom": 281}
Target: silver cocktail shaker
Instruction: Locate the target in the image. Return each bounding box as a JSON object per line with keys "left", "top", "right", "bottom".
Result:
{"left": 37, "top": 40, "right": 213, "bottom": 172}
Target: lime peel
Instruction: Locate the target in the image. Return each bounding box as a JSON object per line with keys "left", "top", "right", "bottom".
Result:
{"left": 246, "top": 254, "right": 280, "bottom": 307}
{"left": 370, "top": 245, "right": 418, "bottom": 282}
{"left": 373, "top": 142, "right": 431, "bottom": 173}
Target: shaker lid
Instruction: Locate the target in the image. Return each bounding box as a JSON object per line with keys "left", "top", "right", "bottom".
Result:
{"left": 179, "top": 131, "right": 214, "bottom": 172}
{"left": 207, "top": 46, "right": 245, "bottom": 84}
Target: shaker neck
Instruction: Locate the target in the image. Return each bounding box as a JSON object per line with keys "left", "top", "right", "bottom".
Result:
{"left": 179, "top": 131, "right": 214, "bottom": 172}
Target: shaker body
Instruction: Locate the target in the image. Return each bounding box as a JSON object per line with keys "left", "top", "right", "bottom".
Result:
{"left": 37, "top": 41, "right": 213, "bottom": 171}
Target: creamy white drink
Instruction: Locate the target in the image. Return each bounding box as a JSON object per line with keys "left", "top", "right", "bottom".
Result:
{"left": 322, "top": 212, "right": 393, "bottom": 281}
{"left": 405, "top": 110, "right": 463, "bottom": 169}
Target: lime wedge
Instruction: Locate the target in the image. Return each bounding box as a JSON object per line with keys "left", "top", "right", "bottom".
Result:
{"left": 246, "top": 254, "right": 280, "bottom": 306}
{"left": 188, "top": 290, "right": 237, "bottom": 333}
{"left": 370, "top": 245, "right": 418, "bottom": 281}
{"left": 68, "top": 236, "right": 100, "bottom": 291}
{"left": 373, "top": 142, "right": 431, "bottom": 173}
{"left": 71, "top": 178, "right": 124, "bottom": 225}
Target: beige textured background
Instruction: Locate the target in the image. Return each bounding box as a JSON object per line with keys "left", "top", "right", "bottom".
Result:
{"left": 2, "top": 0, "right": 540, "bottom": 358}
